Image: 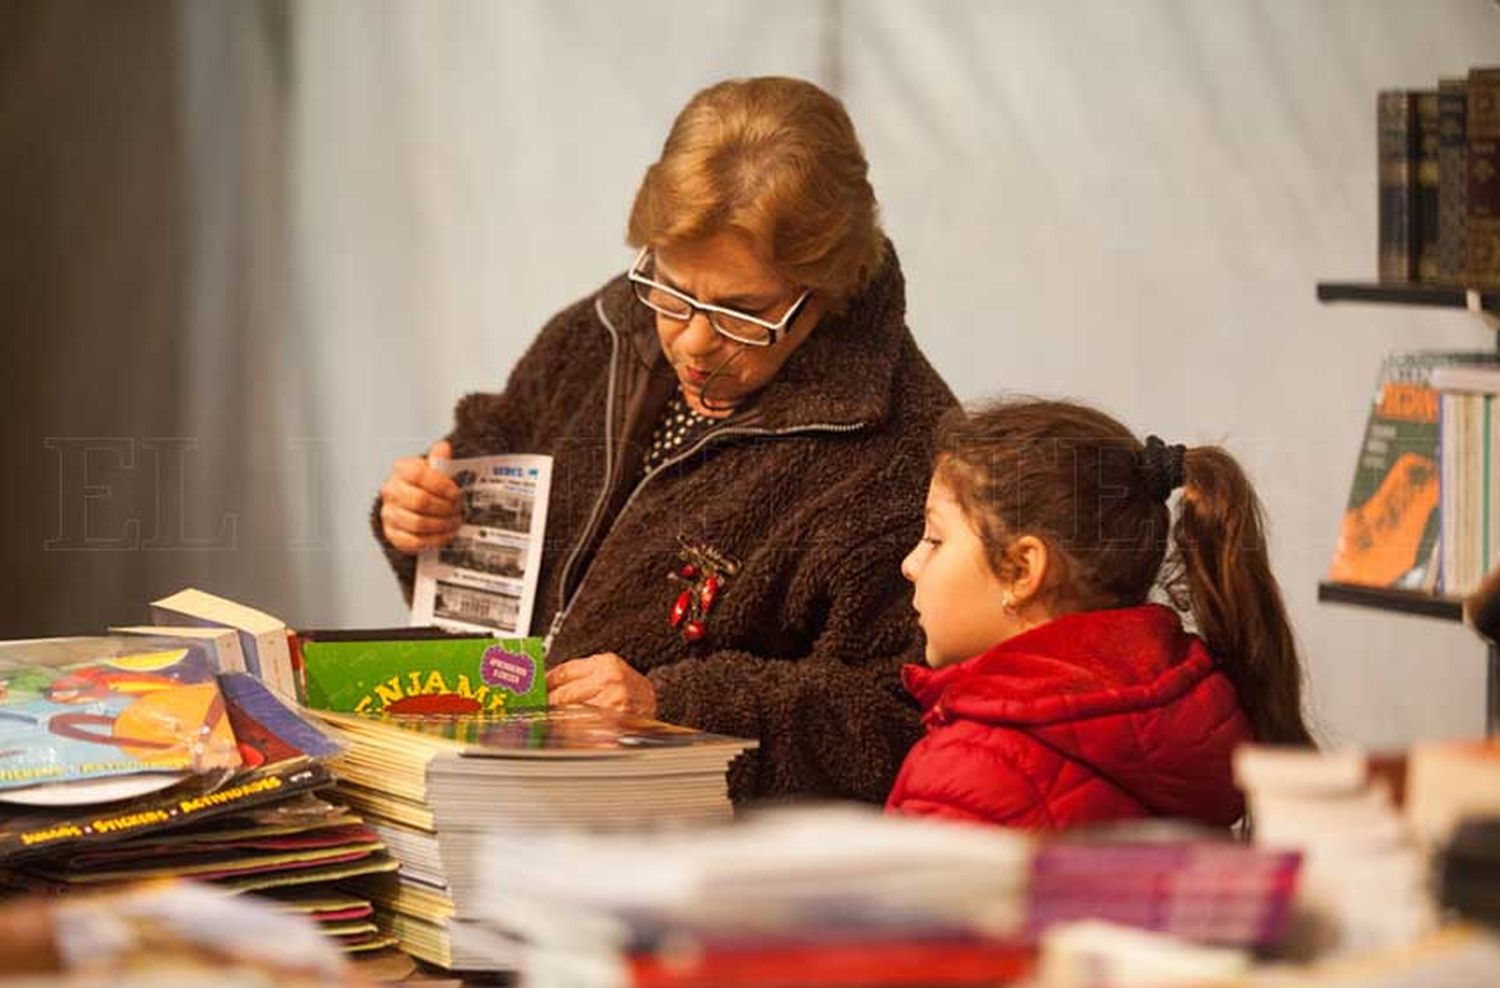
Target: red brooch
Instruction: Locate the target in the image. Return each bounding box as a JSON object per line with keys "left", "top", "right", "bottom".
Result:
{"left": 667, "top": 537, "right": 741, "bottom": 643}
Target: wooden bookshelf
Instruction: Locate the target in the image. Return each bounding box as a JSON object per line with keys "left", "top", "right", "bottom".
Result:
{"left": 1316, "top": 281, "right": 1500, "bottom": 314}
{"left": 1316, "top": 581, "right": 1464, "bottom": 623}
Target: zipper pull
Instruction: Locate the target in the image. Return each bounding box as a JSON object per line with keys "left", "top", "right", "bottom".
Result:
{"left": 544, "top": 610, "right": 567, "bottom": 656}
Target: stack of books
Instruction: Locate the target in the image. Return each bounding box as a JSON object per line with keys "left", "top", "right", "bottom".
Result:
{"left": 313, "top": 706, "right": 756, "bottom": 971}
{"left": 1037, "top": 920, "right": 1252, "bottom": 988}
{"left": 471, "top": 804, "right": 1035, "bottom": 987}
{"left": 1025, "top": 837, "right": 1301, "bottom": 949}
{"left": 0, "top": 636, "right": 398, "bottom": 956}
{"left": 1234, "top": 745, "right": 1436, "bottom": 957}
{"left": 1405, "top": 739, "right": 1500, "bottom": 846}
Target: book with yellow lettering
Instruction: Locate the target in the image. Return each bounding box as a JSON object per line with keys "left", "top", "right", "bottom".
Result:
{"left": 0, "top": 674, "right": 339, "bottom": 862}
{"left": 1329, "top": 351, "right": 1500, "bottom": 590}
{"left": 298, "top": 629, "right": 547, "bottom": 715}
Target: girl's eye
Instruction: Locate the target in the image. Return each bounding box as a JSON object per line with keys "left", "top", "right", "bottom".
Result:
{"left": 921, "top": 536, "right": 941, "bottom": 548}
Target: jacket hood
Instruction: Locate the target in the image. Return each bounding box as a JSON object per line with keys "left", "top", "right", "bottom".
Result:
{"left": 903, "top": 604, "right": 1250, "bottom": 823}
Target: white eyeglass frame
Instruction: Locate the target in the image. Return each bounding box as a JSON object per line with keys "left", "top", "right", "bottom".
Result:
{"left": 627, "top": 247, "right": 811, "bottom": 347}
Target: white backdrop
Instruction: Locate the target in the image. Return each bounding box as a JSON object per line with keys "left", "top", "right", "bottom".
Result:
{"left": 287, "top": 0, "right": 1500, "bottom": 747}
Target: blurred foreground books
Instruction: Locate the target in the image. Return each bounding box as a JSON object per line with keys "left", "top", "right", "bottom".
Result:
{"left": 466, "top": 805, "right": 1300, "bottom": 988}
{"left": 315, "top": 706, "right": 756, "bottom": 970}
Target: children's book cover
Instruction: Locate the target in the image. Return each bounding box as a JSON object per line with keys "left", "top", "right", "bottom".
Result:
{"left": 299, "top": 630, "right": 547, "bottom": 715}
{"left": 0, "top": 677, "right": 339, "bottom": 862}
{"left": 1330, "top": 351, "right": 1500, "bottom": 590}
{"left": 0, "top": 756, "right": 333, "bottom": 862}
{"left": 0, "top": 637, "right": 241, "bottom": 793}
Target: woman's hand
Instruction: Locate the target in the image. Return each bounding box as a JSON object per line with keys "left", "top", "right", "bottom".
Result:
{"left": 546, "top": 653, "right": 658, "bottom": 718}
{"left": 379, "top": 440, "right": 462, "bottom": 554}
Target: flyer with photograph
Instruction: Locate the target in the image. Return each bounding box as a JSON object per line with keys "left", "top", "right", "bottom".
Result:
{"left": 410, "top": 454, "right": 553, "bottom": 636}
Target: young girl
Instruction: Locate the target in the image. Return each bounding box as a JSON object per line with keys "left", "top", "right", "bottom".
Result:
{"left": 886, "top": 399, "right": 1314, "bottom": 829}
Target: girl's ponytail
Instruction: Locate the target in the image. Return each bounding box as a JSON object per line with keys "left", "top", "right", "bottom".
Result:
{"left": 1172, "top": 447, "right": 1315, "bottom": 746}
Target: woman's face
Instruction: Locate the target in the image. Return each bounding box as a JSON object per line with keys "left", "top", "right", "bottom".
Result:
{"left": 901, "top": 473, "right": 1017, "bottom": 668}
{"left": 651, "top": 231, "right": 824, "bottom": 417}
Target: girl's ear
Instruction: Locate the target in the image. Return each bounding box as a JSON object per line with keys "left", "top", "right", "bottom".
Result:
{"left": 1006, "top": 535, "right": 1051, "bottom": 607}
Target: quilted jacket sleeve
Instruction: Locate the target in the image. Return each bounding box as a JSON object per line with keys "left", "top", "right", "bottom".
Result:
{"left": 886, "top": 731, "right": 1061, "bottom": 829}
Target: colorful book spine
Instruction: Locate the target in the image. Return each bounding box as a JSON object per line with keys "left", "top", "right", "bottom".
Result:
{"left": 0, "top": 757, "right": 333, "bottom": 862}
{"left": 1379, "top": 90, "right": 1419, "bottom": 283}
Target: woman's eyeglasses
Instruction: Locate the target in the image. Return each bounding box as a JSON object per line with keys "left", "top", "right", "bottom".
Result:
{"left": 627, "top": 247, "right": 810, "bottom": 347}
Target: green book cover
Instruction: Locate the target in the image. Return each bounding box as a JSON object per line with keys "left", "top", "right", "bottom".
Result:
{"left": 1330, "top": 351, "right": 1500, "bottom": 590}
{"left": 299, "top": 632, "right": 546, "bottom": 715}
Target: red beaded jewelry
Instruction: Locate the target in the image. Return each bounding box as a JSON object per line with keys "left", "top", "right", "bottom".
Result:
{"left": 666, "top": 537, "right": 740, "bottom": 644}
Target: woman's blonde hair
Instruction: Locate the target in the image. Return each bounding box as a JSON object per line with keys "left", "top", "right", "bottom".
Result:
{"left": 628, "top": 76, "right": 884, "bottom": 305}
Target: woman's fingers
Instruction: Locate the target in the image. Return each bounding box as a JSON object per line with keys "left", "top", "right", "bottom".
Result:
{"left": 392, "top": 456, "right": 461, "bottom": 503}
{"left": 381, "top": 476, "right": 460, "bottom": 518}
{"left": 382, "top": 503, "right": 461, "bottom": 536}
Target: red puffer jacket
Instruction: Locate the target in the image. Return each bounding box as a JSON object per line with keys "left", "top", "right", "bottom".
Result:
{"left": 886, "top": 605, "right": 1251, "bottom": 830}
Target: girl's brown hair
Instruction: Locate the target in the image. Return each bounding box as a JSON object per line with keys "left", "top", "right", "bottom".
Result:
{"left": 937, "top": 398, "right": 1314, "bottom": 746}
{"left": 627, "top": 76, "right": 884, "bottom": 305}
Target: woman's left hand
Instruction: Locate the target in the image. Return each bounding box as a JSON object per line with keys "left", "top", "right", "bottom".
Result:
{"left": 546, "top": 653, "right": 658, "bottom": 718}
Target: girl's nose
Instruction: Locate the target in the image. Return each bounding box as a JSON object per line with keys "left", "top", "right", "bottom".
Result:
{"left": 901, "top": 545, "right": 921, "bottom": 583}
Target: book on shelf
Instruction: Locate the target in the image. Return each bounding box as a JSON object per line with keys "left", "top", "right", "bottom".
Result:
{"left": 297, "top": 627, "right": 547, "bottom": 715}
{"left": 1417, "top": 90, "right": 1443, "bottom": 283}
{"left": 150, "top": 587, "right": 297, "bottom": 701}
{"left": 1328, "top": 351, "right": 1499, "bottom": 592}
{"left": 1438, "top": 77, "right": 1469, "bottom": 284}
{"left": 1379, "top": 90, "right": 1420, "bottom": 283}
{"left": 1468, "top": 67, "right": 1500, "bottom": 285}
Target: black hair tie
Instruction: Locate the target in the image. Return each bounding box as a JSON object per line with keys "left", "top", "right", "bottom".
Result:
{"left": 1141, "top": 435, "right": 1187, "bottom": 503}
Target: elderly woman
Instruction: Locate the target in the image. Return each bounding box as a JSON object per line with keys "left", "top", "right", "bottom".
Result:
{"left": 375, "top": 76, "right": 955, "bottom": 802}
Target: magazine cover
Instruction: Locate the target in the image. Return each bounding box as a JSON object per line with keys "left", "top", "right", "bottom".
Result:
{"left": 0, "top": 637, "right": 241, "bottom": 793}
{"left": 1329, "top": 351, "right": 1500, "bottom": 590}
{"left": 299, "top": 630, "right": 547, "bottom": 715}
{"left": 0, "top": 673, "right": 339, "bottom": 862}
{"left": 315, "top": 705, "right": 755, "bottom": 759}
{"left": 410, "top": 454, "right": 553, "bottom": 636}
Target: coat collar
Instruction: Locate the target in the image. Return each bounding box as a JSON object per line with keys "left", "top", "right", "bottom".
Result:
{"left": 598, "top": 241, "right": 910, "bottom": 433}
{"left": 902, "top": 604, "right": 1220, "bottom": 725}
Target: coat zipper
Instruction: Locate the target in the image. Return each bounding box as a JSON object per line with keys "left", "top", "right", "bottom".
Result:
{"left": 546, "top": 296, "right": 620, "bottom": 651}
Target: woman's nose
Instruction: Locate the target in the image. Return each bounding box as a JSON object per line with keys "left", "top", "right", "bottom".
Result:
{"left": 679, "top": 311, "right": 721, "bottom": 356}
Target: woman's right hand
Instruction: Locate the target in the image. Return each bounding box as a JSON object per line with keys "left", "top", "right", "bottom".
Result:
{"left": 379, "top": 440, "right": 463, "bottom": 554}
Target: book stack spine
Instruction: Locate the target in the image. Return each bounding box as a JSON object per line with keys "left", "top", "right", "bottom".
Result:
{"left": 1379, "top": 90, "right": 1419, "bottom": 284}
{"left": 1468, "top": 69, "right": 1500, "bottom": 285}
{"left": 1438, "top": 78, "right": 1468, "bottom": 284}
{"left": 1416, "top": 91, "right": 1443, "bottom": 282}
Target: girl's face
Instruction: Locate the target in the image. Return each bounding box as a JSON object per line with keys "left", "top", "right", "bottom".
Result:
{"left": 901, "top": 473, "right": 1019, "bottom": 668}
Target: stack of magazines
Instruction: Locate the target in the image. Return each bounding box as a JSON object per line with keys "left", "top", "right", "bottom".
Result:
{"left": 313, "top": 706, "right": 756, "bottom": 971}
{"left": 1234, "top": 745, "right": 1437, "bottom": 957}
{"left": 471, "top": 804, "right": 1036, "bottom": 987}
{"left": 0, "top": 635, "right": 399, "bottom": 956}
